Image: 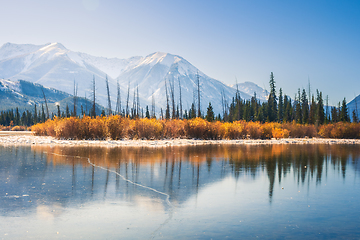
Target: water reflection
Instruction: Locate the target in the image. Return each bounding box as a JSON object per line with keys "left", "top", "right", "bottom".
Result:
{"left": 0, "top": 144, "right": 360, "bottom": 239}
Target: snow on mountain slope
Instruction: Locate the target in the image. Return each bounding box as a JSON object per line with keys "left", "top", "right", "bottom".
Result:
{"left": 0, "top": 42, "right": 46, "bottom": 61}
{"left": 75, "top": 52, "right": 143, "bottom": 79}
{"left": 0, "top": 42, "right": 264, "bottom": 116}
{"left": 0, "top": 78, "right": 105, "bottom": 114}
{"left": 117, "top": 52, "right": 253, "bottom": 115}
{"left": 347, "top": 94, "right": 360, "bottom": 121}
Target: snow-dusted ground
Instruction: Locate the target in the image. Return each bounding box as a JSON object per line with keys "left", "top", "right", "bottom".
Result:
{"left": 0, "top": 132, "right": 359, "bottom": 147}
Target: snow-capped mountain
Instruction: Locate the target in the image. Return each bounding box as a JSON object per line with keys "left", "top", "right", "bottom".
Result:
{"left": 0, "top": 42, "right": 267, "bottom": 116}
{"left": 0, "top": 78, "right": 104, "bottom": 114}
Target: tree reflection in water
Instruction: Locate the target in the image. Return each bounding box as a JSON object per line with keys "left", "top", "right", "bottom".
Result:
{"left": 26, "top": 144, "right": 360, "bottom": 203}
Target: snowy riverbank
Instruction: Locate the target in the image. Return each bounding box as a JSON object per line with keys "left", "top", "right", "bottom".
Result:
{"left": 0, "top": 131, "right": 359, "bottom": 147}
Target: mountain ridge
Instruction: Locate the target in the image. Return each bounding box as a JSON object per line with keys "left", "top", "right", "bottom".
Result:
{"left": 0, "top": 42, "right": 268, "bottom": 116}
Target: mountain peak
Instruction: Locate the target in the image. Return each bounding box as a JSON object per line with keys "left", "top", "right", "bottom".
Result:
{"left": 39, "top": 42, "right": 67, "bottom": 53}
{"left": 140, "top": 52, "right": 182, "bottom": 68}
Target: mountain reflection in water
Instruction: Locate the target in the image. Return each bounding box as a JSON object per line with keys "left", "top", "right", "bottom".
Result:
{"left": 0, "top": 144, "right": 359, "bottom": 239}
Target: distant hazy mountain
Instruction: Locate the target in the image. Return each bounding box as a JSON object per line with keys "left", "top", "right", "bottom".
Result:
{"left": 0, "top": 78, "right": 104, "bottom": 115}
{"left": 228, "top": 81, "right": 269, "bottom": 100}
{"left": 0, "top": 42, "right": 268, "bottom": 115}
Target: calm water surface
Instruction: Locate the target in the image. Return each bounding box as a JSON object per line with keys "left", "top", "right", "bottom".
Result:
{"left": 0, "top": 144, "right": 359, "bottom": 239}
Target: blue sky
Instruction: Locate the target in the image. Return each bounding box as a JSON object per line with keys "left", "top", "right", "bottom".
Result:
{"left": 0, "top": 0, "right": 359, "bottom": 105}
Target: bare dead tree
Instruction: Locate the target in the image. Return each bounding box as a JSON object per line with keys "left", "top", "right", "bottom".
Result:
{"left": 84, "top": 92, "right": 87, "bottom": 116}
{"left": 105, "top": 75, "right": 112, "bottom": 115}
{"left": 178, "top": 77, "right": 182, "bottom": 119}
{"left": 116, "top": 80, "right": 121, "bottom": 115}
{"left": 73, "top": 79, "right": 78, "bottom": 116}
{"left": 221, "top": 89, "right": 225, "bottom": 118}
{"left": 165, "top": 79, "right": 170, "bottom": 119}
{"left": 126, "top": 81, "right": 130, "bottom": 117}
{"left": 136, "top": 85, "right": 140, "bottom": 118}
{"left": 169, "top": 78, "right": 176, "bottom": 119}
{"left": 41, "top": 87, "right": 49, "bottom": 119}
{"left": 91, "top": 75, "right": 96, "bottom": 117}
{"left": 193, "top": 88, "right": 197, "bottom": 117}
{"left": 151, "top": 89, "right": 155, "bottom": 118}
{"left": 235, "top": 77, "right": 241, "bottom": 120}
{"left": 197, "top": 71, "right": 201, "bottom": 117}
{"left": 132, "top": 88, "right": 136, "bottom": 118}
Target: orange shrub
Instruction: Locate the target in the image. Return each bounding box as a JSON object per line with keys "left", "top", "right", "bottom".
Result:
{"left": 88, "top": 116, "right": 106, "bottom": 139}
{"left": 134, "top": 118, "right": 163, "bottom": 139}
{"left": 28, "top": 116, "right": 360, "bottom": 140}
{"left": 186, "top": 118, "right": 210, "bottom": 139}
{"left": 11, "top": 125, "right": 27, "bottom": 131}
{"left": 261, "top": 123, "right": 274, "bottom": 139}
{"left": 163, "top": 119, "right": 186, "bottom": 139}
{"left": 106, "top": 115, "right": 126, "bottom": 140}
{"left": 0, "top": 125, "right": 11, "bottom": 131}
{"left": 318, "top": 124, "right": 333, "bottom": 138}
{"left": 282, "top": 122, "right": 303, "bottom": 138}
{"left": 208, "top": 121, "right": 226, "bottom": 139}
{"left": 32, "top": 122, "right": 50, "bottom": 136}
{"left": 55, "top": 117, "right": 80, "bottom": 139}
{"left": 245, "top": 121, "right": 262, "bottom": 139}
{"left": 319, "top": 122, "right": 360, "bottom": 139}
{"left": 272, "top": 128, "right": 289, "bottom": 139}
{"left": 223, "top": 121, "right": 246, "bottom": 139}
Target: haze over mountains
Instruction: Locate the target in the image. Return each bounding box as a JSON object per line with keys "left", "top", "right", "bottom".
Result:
{"left": 0, "top": 42, "right": 268, "bottom": 115}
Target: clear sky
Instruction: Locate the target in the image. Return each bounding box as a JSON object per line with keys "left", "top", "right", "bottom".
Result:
{"left": 1, "top": 0, "right": 359, "bottom": 105}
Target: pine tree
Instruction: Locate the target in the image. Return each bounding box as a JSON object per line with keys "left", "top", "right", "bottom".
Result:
{"left": 340, "top": 98, "right": 349, "bottom": 122}
{"left": 278, "top": 88, "right": 283, "bottom": 122}
{"left": 283, "top": 95, "right": 291, "bottom": 122}
{"left": 301, "top": 89, "right": 309, "bottom": 124}
{"left": 295, "top": 90, "right": 302, "bottom": 123}
{"left": 352, "top": 110, "right": 359, "bottom": 123}
{"left": 316, "top": 90, "right": 325, "bottom": 124}
{"left": 206, "top": 102, "right": 215, "bottom": 122}
{"left": 189, "top": 103, "right": 196, "bottom": 119}
{"left": 267, "top": 72, "right": 277, "bottom": 122}
{"left": 309, "top": 95, "right": 316, "bottom": 124}
{"left": 34, "top": 104, "right": 38, "bottom": 124}
{"left": 145, "top": 105, "right": 150, "bottom": 119}
{"left": 57, "top": 104, "right": 61, "bottom": 118}
{"left": 66, "top": 104, "right": 70, "bottom": 118}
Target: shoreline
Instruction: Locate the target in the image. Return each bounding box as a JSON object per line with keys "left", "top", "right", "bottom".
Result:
{"left": 0, "top": 132, "right": 360, "bottom": 147}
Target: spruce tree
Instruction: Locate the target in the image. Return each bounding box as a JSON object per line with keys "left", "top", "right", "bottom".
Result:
{"left": 309, "top": 95, "right": 316, "bottom": 124}
{"left": 340, "top": 98, "right": 349, "bottom": 122}
{"left": 301, "top": 89, "right": 309, "bottom": 124}
{"left": 316, "top": 90, "right": 325, "bottom": 124}
{"left": 206, "top": 102, "right": 215, "bottom": 122}
{"left": 278, "top": 88, "right": 283, "bottom": 122}
{"left": 145, "top": 106, "right": 150, "bottom": 119}
{"left": 295, "top": 90, "right": 302, "bottom": 123}
{"left": 267, "top": 72, "right": 277, "bottom": 122}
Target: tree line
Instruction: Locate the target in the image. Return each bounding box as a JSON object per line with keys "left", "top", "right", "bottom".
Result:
{"left": 0, "top": 72, "right": 358, "bottom": 127}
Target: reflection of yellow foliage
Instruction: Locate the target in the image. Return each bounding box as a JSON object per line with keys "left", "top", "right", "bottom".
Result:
{"left": 32, "top": 143, "right": 360, "bottom": 171}
{"left": 31, "top": 116, "right": 360, "bottom": 140}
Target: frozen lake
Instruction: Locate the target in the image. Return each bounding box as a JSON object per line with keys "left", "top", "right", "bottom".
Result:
{"left": 0, "top": 144, "right": 359, "bottom": 239}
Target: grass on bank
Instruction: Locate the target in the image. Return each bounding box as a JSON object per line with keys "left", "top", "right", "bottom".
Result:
{"left": 29, "top": 116, "right": 360, "bottom": 140}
